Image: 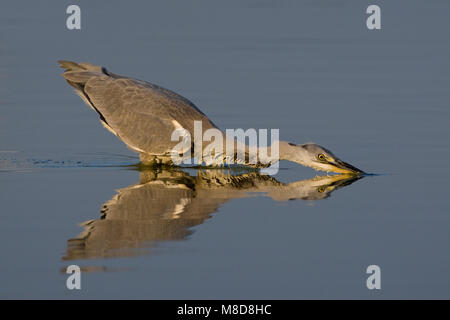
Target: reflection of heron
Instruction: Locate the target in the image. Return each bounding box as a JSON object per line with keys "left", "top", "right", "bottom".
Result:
{"left": 63, "top": 169, "right": 362, "bottom": 260}
{"left": 59, "top": 61, "right": 364, "bottom": 174}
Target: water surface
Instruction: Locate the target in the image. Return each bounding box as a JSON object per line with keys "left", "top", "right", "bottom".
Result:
{"left": 1, "top": 0, "right": 450, "bottom": 299}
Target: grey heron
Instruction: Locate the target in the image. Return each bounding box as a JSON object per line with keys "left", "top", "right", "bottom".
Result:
{"left": 59, "top": 60, "right": 364, "bottom": 174}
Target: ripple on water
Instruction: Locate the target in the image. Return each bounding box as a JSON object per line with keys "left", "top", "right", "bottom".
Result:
{"left": 0, "top": 152, "right": 139, "bottom": 172}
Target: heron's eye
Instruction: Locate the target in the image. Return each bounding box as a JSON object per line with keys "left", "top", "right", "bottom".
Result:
{"left": 317, "top": 154, "right": 326, "bottom": 161}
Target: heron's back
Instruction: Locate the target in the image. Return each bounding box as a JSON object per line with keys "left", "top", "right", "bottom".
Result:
{"left": 59, "top": 60, "right": 218, "bottom": 156}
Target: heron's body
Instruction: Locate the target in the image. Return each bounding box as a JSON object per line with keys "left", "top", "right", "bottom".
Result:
{"left": 59, "top": 60, "right": 364, "bottom": 174}
{"left": 60, "top": 61, "right": 217, "bottom": 165}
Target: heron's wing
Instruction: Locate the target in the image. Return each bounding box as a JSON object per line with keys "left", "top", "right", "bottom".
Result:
{"left": 60, "top": 61, "right": 218, "bottom": 155}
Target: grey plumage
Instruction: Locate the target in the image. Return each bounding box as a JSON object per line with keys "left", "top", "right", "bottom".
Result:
{"left": 59, "top": 60, "right": 364, "bottom": 173}
{"left": 59, "top": 60, "right": 217, "bottom": 160}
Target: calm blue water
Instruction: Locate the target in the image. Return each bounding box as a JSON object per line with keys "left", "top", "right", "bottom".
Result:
{"left": 1, "top": 0, "right": 450, "bottom": 299}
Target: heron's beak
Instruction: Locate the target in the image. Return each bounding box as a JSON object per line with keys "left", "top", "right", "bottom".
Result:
{"left": 329, "top": 159, "right": 365, "bottom": 175}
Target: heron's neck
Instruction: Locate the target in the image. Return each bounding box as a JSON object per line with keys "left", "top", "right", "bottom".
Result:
{"left": 199, "top": 137, "right": 308, "bottom": 167}
{"left": 277, "top": 141, "right": 309, "bottom": 166}
{"left": 241, "top": 140, "right": 309, "bottom": 166}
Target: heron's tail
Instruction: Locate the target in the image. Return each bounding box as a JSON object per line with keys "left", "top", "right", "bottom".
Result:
{"left": 58, "top": 60, "right": 111, "bottom": 122}
{"left": 58, "top": 60, "right": 108, "bottom": 85}
{"left": 58, "top": 60, "right": 106, "bottom": 73}
{"left": 58, "top": 60, "right": 87, "bottom": 72}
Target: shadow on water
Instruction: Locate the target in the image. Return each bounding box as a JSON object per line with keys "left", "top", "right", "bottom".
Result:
{"left": 63, "top": 167, "right": 364, "bottom": 261}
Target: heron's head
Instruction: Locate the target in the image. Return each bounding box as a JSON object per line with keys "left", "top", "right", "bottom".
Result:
{"left": 287, "top": 143, "right": 365, "bottom": 175}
